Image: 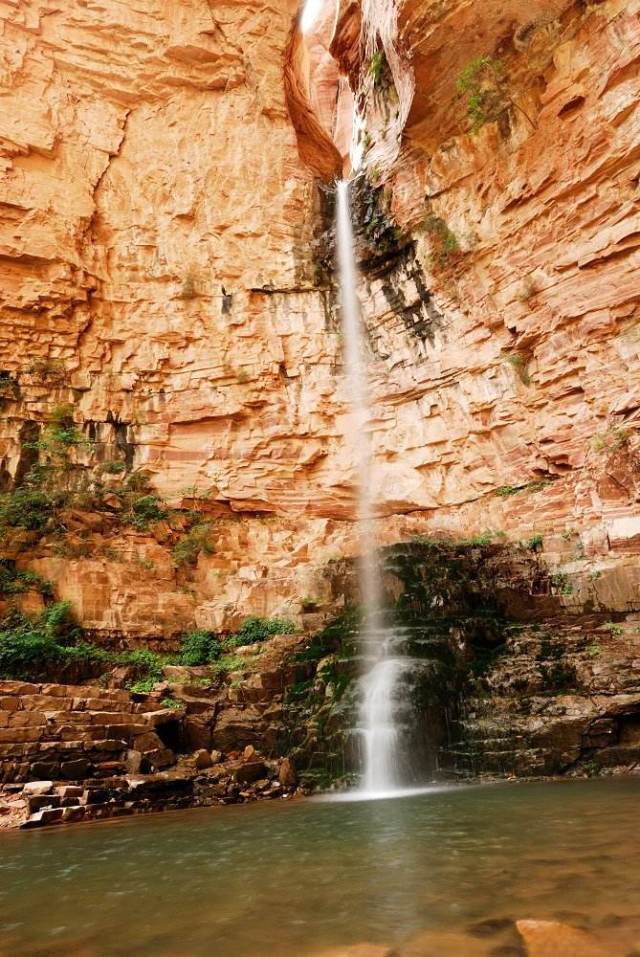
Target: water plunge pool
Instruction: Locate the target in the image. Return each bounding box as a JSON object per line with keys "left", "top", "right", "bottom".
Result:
{"left": 2, "top": 779, "right": 640, "bottom": 956}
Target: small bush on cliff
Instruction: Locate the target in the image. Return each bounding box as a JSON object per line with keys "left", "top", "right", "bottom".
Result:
{"left": 26, "top": 358, "right": 67, "bottom": 384}
{"left": 173, "top": 522, "right": 214, "bottom": 567}
{"left": 0, "top": 488, "right": 61, "bottom": 532}
{"left": 0, "top": 602, "right": 109, "bottom": 681}
{"left": 227, "top": 616, "right": 296, "bottom": 647}
{"left": 0, "top": 563, "right": 53, "bottom": 598}
{"left": 125, "top": 494, "right": 169, "bottom": 531}
{"left": 179, "top": 629, "right": 221, "bottom": 666}
{"left": 456, "top": 55, "right": 535, "bottom": 135}
{"left": 119, "top": 648, "right": 171, "bottom": 690}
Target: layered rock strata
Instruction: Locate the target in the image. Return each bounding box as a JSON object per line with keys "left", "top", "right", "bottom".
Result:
{"left": 0, "top": 0, "right": 639, "bottom": 806}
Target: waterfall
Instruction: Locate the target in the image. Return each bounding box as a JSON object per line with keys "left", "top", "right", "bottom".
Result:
{"left": 336, "top": 180, "right": 408, "bottom": 796}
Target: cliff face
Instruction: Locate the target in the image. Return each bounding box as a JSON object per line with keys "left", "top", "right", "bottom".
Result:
{"left": 0, "top": 0, "right": 639, "bottom": 640}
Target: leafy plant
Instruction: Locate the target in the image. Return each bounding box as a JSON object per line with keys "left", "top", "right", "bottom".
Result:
{"left": 525, "top": 534, "right": 543, "bottom": 552}
{"left": 27, "top": 358, "right": 67, "bottom": 384}
{"left": 160, "top": 696, "right": 182, "bottom": 709}
{"left": 550, "top": 573, "right": 574, "bottom": 596}
{"left": 100, "top": 460, "right": 126, "bottom": 475}
{"left": 604, "top": 622, "right": 624, "bottom": 637}
{"left": 456, "top": 56, "right": 508, "bottom": 133}
{"left": 227, "top": 616, "right": 296, "bottom": 647}
{"left": 173, "top": 522, "right": 213, "bottom": 567}
{"left": 0, "top": 488, "right": 61, "bottom": 531}
{"left": 210, "top": 653, "right": 247, "bottom": 676}
{"left": 120, "top": 648, "right": 170, "bottom": 690}
{"left": 496, "top": 480, "right": 552, "bottom": 498}
{"left": 0, "top": 564, "right": 53, "bottom": 597}
{"left": 0, "top": 602, "right": 109, "bottom": 681}
{"left": 593, "top": 428, "right": 631, "bottom": 452}
{"left": 179, "top": 629, "right": 221, "bottom": 666}
{"left": 125, "top": 494, "right": 168, "bottom": 531}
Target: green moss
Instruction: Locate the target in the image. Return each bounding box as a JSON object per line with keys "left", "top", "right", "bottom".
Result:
{"left": 506, "top": 353, "right": 531, "bottom": 386}
{"left": 423, "top": 211, "right": 460, "bottom": 269}
{"left": 369, "top": 49, "right": 387, "bottom": 88}
{"left": 496, "top": 480, "right": 552, "bottom": 498}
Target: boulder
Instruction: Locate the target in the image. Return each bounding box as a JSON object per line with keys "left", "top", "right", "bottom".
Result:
{"left": 516, "top": 920, "right": 609, "bottom": 957}
{"left": 233, "top": 760, "right": 267, "bottom": 784}
{"left": 278, "top": 757, "right": 297, "bottom": 788}
{"left": 22, "top": 780, "right": 54, "bottom": 796}
{"left": 194, "top": 748, "right": 212, "bottom": 770}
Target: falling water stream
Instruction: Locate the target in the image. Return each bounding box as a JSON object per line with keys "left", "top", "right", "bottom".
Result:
{"left": 336, "top": 180, "right": 412, "bottom": 796}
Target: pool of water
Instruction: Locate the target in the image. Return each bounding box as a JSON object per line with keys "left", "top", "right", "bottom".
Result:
{"left": 2, "top": 779, "right": 640, "bottom": 956}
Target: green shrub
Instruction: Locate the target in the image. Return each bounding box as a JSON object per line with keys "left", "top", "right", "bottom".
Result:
{"left": 179, "top": 629, "right": 220, "bottom": 666}
{"left": 173, "top": 522, "right": 213, "bottom": 567}
{"left": 550, "top": 573, "right": 574, "bottom": 596}
{"left": 128, "top": 677, "right": 158, "bottom": 694}
{"left": 496, "top": 480, "right": 552, "bottom": 498}
{"left": 126, "top": 495, "right": 169, "bottom": 530}
{"left": 0, "top": 602, "right": 109, "bottom": 681}
{"left": 27, "top": 358, "right": 66, "bottom": 384}
{"left": 506, "top": 353, "right": 531, "bottom": 386}
{"left": 210, "top": 654, "right": 247, "bottom": 676}
{"left": 119, "top": 647, "right": 168, "bottom": 684}
{"left": 604, "top": 622, "right": 624, "bottom": 637}
{"left": 227, "top": 616, "right": 295, "bottom": 647}
{"left": 160, "top": 696, "right": 182, "bottom": 709}
{"left": 460, "top": 531, "right": 496, "bottom": 547}
{"left": 525, "top": 534, "right": 543, "bottom": 552}
{"left": 100, "top": 461, "right": 126, "bottom": 475}
{"left": 300, "top": 597, "right": 319, "bottom": 612}
{"left": 456, "top": 56, "right": 507, "bottom": 133}
{"left": 0, "top": 488, "right": 59, "bottom": 531}
{"left": 0, "top": 564, "right": 54, "bottom": 597}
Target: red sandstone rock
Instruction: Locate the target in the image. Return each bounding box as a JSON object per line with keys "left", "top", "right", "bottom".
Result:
{"left": 516, "top": 919, "right": 609, "bottom": 957}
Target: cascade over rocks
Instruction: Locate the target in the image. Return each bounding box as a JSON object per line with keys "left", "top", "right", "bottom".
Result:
{"left": 0, "top": 0, "right": 639, "bottom": 816}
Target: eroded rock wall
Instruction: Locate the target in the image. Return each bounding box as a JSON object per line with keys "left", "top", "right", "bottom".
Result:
{"left": 0, "top": 0, "right": 638, "bottom": 641}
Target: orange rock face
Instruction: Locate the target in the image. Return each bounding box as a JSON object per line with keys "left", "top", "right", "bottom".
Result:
{"left": 0, "top": 0, "right": 639, "bottom": 637}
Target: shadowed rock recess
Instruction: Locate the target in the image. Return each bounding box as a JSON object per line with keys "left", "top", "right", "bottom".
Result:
{"left": 1, "top": 0, "right": 640, "bottom": 826}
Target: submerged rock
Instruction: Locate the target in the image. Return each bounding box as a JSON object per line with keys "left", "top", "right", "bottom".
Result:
{"left": 516, "top": 920, "right": 609, "bottom": 957}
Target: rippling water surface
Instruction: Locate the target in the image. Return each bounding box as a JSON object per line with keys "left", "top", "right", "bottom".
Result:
{"left": 2, "top": 779, "right": 640, "bottom": 956}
